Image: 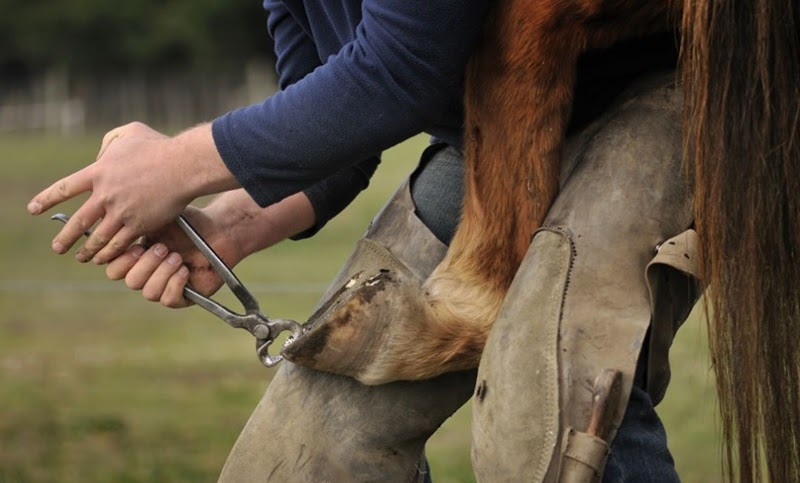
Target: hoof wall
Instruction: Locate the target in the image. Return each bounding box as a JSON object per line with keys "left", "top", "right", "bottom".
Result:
{"left": 282, "top": 269, "right": 429, "bottom": 385}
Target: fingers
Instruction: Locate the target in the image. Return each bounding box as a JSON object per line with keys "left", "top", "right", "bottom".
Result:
{"left": 29, "top": 121, "right": 153, "bottom": 216}
{"left": 95, "top": 122, "right": 152, "bottom": 160}
{"left": 83, "top": 224, "right": 139, "bottom": 265}
{"left": 124, "top": 243, "right": 171, "bottom": 290}
{"left": 141, "top": 252, "right": 184, "bottom": 302}
{"left": 106, "top": 244, "right": 147, "bottom": 280}
{"left": 96, "top": 128, "right": 122, "bottom": 160}
{"left": 120, "top": 243, "right": 189, "bottom": 307}
{"left": 27, "top": 166, "right": 93, "bottom": 216}
{"left": 50, "top": 200, "right": 104, "bottom": 254}
{"left": 73, "top": 216, "right": 122, "bottom": 263}
{"left": 161, "top": 266, "right": 191, "bottom": 308}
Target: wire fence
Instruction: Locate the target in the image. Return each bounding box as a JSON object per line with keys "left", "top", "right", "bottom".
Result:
{"left": 0, "top": 279, "right": 327, "bottom": 294}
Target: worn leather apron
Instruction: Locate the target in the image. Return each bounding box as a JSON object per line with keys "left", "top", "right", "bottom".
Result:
{"left": 219, "top": 73, "right": 700, "bottom": 482}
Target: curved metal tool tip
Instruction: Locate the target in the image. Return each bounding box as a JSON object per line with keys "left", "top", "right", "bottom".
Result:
{"left": 50, "top": 213, "right": 93, "bottom": 237}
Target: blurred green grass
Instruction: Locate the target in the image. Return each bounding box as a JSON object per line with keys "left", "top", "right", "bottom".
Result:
{"left": 0, "top": 133, "right": 720, "bottom": 482}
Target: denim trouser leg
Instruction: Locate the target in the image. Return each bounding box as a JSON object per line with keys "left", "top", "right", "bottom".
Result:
{"left": 410, "top": 144, "right": 465, "bottom": 246}
{"left": 602, "top": 384, "right": 680, "bottom": 482}
{"left": 410, "top": 144, "right": 679, "bottom": 483}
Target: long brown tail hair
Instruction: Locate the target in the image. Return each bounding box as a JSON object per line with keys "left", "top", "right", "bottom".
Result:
{"left": 682, "top": 0, "right": 800, "bottom": 480}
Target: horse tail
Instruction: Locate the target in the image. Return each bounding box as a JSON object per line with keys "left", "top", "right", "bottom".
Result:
{"left": 682, "top": 1, "right": 800, "bottom": 480}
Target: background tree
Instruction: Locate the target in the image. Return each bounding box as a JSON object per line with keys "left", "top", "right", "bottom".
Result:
{"left": 0, "top": 0, "right": 274, "bottom": 79}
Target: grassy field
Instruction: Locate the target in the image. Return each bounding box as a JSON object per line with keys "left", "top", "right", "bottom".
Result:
{"left": 0, "top": 132, "right": 722, "bottom": 482}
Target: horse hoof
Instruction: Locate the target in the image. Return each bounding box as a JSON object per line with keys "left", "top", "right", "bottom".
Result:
{"left": 281, "top": 269, "right": 429, "bottom": 385}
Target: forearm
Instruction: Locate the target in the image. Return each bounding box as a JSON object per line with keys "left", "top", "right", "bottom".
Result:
{"left": 172, "top": 123, "right": 241, "bottom": 200}
{"left": 203, "top": 189, "right": 316, "bottom": 262}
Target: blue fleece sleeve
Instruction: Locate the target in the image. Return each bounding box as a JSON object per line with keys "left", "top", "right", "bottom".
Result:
{"left": 291, "top": 154, "right": 381, "bottom": 239}
{"left": 263, "top": 0, "right": 382, "bottom": 238}
{"left": 213, "top": 0, "right": 488, "bottom": 209}
{"left": 264, "top": 0, "right": 319, "bottom": 88}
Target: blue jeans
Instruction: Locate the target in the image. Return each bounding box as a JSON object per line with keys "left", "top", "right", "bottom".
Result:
{"left": 411, "top": 144, "right": 679, "bottom": 482}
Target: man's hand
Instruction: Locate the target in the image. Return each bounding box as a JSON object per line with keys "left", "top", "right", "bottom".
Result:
{"left": 105, "top": 206, "right": 233, "bottom": 308}
{"left": 103, "top": 190, "right": 317, "bottom": 308}
{"left": 27, "top": 122, "right": 238, "bottom": 264}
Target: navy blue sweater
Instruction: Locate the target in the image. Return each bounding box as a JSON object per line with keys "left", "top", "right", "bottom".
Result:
{"left": 212, "top": 0, "right": 490, "bottom": 235}
{"left": 212, "top": 1, "right": 678, "bottom": 236}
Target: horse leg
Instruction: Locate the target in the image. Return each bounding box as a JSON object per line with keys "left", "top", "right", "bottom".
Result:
{"left": 283, "top": 0, "right": 589, "bottom": 384}
{"left": 404, "top": 3, "right": 587, "bottom": 377}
